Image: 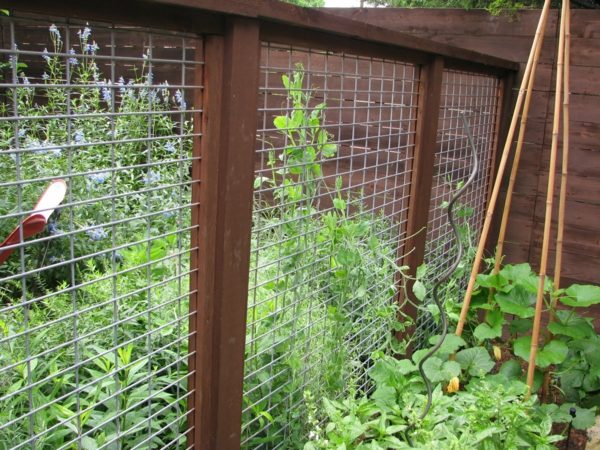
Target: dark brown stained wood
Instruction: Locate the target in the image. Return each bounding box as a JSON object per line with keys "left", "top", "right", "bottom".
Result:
{"left": 2, "top": 0, "right": 224, "bottom": 35}
{"left": 8, "top": 0, "right": 518, "bottom": 73}
{"left": 399, "top": 56, "right": 444, "bottom": 351}
{"left": 188, "top": 36, "right": 206, "bottom": 449}
{"left": 192, "top": 18, "right": 261, "bottom": 450}
{"left": 487, "top": 72, "right": 516, "bottom": 252}
{"left": 260, "top": 22, "right": 428, "bottom": 66}
{"left": 328, "top": 8, "right": 560, "bottom": 38}
{"left": 570, "top": 38, "right": 600, "bottom": 67}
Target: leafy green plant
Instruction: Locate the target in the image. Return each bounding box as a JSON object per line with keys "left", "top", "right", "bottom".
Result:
{"left": 305, "top": 352, "right": 562, "bottom": 449}
{"left": 0, "top": 24, "right": 191, "bottom": 447}
{"left": 242, "top": 65, "right": 405, "bottom": 448}
{"left": 467, "top": 262, "right": 600, "bottom": 405}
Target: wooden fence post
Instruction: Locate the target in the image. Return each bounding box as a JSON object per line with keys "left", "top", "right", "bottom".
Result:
{"left": 189, "top": 17, "right": 261, "bottom": 450}
{"left": 399, "top": 56, "right": 444, "bottom": 350}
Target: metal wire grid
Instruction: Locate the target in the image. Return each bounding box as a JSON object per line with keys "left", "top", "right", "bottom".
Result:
{"left": 0, "top": 14, "right": 201, "bottom": 449}
{"left": 414, "top": 69, "right": 500, "bottom": 346}
{"left": 242, "top": 42, "right": 419, "bottom": 448}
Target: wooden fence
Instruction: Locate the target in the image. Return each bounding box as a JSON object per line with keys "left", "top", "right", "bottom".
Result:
{"left": 331, "top": 7, "right": 600, "bottom": 288}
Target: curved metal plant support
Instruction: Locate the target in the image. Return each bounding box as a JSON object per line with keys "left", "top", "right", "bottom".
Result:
{"left": 411, "top": 113, "right": 480, "bottom": 433}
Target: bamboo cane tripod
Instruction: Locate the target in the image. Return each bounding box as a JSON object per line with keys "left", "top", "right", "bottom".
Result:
{"left": 453, "top": 0, "right": 571, "bottom": 395}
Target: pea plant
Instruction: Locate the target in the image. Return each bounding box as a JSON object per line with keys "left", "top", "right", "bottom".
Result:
{"left": 242, "top": 65, "right": 406, "bottom": 448}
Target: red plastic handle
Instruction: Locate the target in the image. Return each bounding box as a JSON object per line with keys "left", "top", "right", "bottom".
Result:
{"left": 0, "top": 180, "right": 67, "bottom": 265}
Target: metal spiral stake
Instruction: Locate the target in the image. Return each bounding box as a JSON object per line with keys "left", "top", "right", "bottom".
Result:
{"left": 407, "top": 113, "right": 479, "bottom": 445}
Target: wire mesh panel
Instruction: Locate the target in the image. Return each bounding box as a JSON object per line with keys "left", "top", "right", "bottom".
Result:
{"left": 415, "top": 68, "right": 500, "bottom": 345}
{"left": 243, "top": 42, "right": 419, "bottom": 448}
{"left": 0, "top": 13, "right": 202, "bottom": 448}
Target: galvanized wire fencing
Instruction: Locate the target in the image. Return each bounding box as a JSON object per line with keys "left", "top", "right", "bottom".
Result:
{"left": 242, "top": 42, "right": 419, "bottom": 448}
{"left": 414, "top": 69, "right": 500, "bottom": 345}
{"left": 0, "top": 14, "right": 201, "bottom": 449}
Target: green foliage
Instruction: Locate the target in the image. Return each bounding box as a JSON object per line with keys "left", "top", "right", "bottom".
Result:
{"left": 305, "top": 353, "right": 562, "bottom": 449}
{"left": 242, "top": 64, "right": 407, "bottom": 448}
{"left": 0, "top": 24, "right": 190, "bottom": 447}
{"left": 0, "top": 23, "right": 190, "bottom": 301}
{"left": 467, "top": 261, "right": 600, "bottom": 414}
{"left": 282, "top": 0, "right": 326, "bottom": 7}
{"left": 364, "top": 0, "right": 543, "bottom": 15}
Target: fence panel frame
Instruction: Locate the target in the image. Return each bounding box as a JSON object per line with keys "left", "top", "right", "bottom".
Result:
{"left": 191, "top": 18, "right": 262, "bottom": 450}
{"left": 398, "top": 56, "right": 445, "bottom": 351}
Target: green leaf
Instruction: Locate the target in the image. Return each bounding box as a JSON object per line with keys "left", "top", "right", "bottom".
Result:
{"left": 557, "top": 404, "right": 597, "bottom": 430}
{"left": 498, "top": 359, "right": 522, "bottom": 379}
{"left": 427, "top": 334, "right": 466, "bottom": 355}
{"left": 473, "top": 322, "right": 502, "bottom": 341}
{"left": 455, "top": 347, "right": 494, "bottom": 377}
{"left": 321, "top": 143, "right": 337, "bottom": 158}
{"left": 372, "top": 384, "right": 397, "bottom": 411}
{"left": 273, "top": 115, "right": 288, "bottom": 130}
{"left": 495, "top": 285, "right": 535, "bottom": 318}
{"left": 333, "top": 198, "right": 346, "bottom": 211}
{"left": 547, "top": 310, "right": 594, "bottom": 339}
{"left": 561, "top": 284, "right": 600, "bottom": 307}
{"left": 500, "top": 263, "right": 540, "bottom": 293}
{"left": 500, "top": 263, "right": 533, "bottom": 282}
{"left": 396, "top": 358, "right": 417, "bottom": 375}
{"left": 422, "top": 357, "right": 461, "bottom": 383}
{"left": 254, "top": 176, "right": 270, "bottom": 189}
{"left": 476, "top": 272, "right": 508, "bottom": 290}
{"left": 486, "top": 308, "right": 504, "bottom": 328}
{"left": 82, "top": 437, "right": 99, "bottom": 450}
{"left": 513, "top": 337, "right": 568, "bottom": 368}
{"left": 413, "top": 280, "right": 426, "bottom": 301}
{"left": 508, "top": 318, "right": 532, "bottom": 334}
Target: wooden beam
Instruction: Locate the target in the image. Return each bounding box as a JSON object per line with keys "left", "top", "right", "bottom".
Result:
{"left": 190, "top": 17, "right": 261, "bottom": 450}
{"left": 399, "top": 56, "right": 444, "bottom": 351}
{"left": 7, "top": 0, "right": 518, "bottom": 74}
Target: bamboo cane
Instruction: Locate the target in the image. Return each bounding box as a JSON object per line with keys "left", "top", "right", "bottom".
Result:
{"left": 542, "top": 0, "right": 571, "bottom": 399}
{"left": 492, "top": 9, "right": 549, "bottom": 274}
{"left": 526, "top": 0, "right": 567, "bottom": 394}
{"left": 553, "top": 0, "right": 570, "bottom": 293}
{"left": 455, "top": 0, "right": 552, "bottom": 337}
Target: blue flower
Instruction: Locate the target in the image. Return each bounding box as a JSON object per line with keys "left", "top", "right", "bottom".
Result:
{"left": 112, "top": 251, "right": 123, "bottom": 264}
{"left": 117, "top": 76, "right": 126, "bottom": 95}
{"left": 32, "top": 141, "right": 62, "bottom": 157}
{"left": 49, "top": 24, "right": 61, "bottom": 41}
{"left": 164, "top": 141, "right": 176, "bottom": 153}
{"left": 88, "top": 172, "right": 107, "bottom": 184}
{"left": 68, "top": 48, "right": 78, "bottom": 66}
{"left": 86, "top": 227, "right": 108, "bottom": 241}
{"left": 174, "top": 90, "right": 187, "bottom": 110}
{"left": 142, "top": 170, "right": 161, "bottom": 184}
{"left": 162, "top": 210, "right": 175, "bottom": 219}
{"left": 42, "top": 48, "right": 50, "bottom": 63}
{"left": 101, "top": 86, "right": 111, "bottom": 103}
{"left": 42, "top": 72, "right": 49, "bottom": 81}
{"left": 85, "top": 42, "right": 99, "bottom": 54}
{"left": 74, "top": 129, "right": 85, "bottom": 144}
{"left": 47, "top": 221, "right": 63, "bottom": 235}
{"left": 77, "top": 25, "right": 91, "bottom": 42}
